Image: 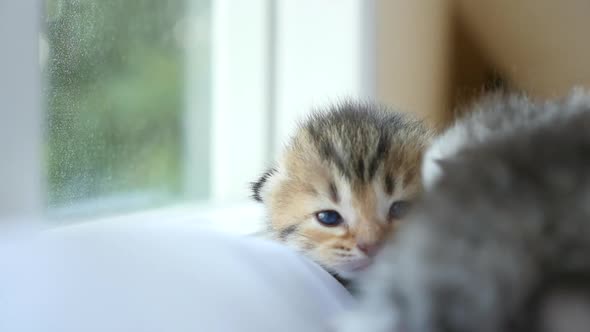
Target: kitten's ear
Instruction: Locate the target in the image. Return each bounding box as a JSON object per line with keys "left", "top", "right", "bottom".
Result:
{"left": 250, "top": 167, "right": 277, "bottom": 203}
{"left": 422, "top": 158, "right": 449, "bottom": 189}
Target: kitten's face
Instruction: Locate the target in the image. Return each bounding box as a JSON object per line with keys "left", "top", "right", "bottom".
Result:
{"left": 252, "top": 105, "right": 430, "bottom": 278}
{"left": 265, "top": 153, "right": 421, "bottom": 278}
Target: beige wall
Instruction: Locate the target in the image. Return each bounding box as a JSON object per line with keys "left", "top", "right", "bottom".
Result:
{"left": 376, "top": 0, "right": 590, "bottom": 129}
{"left": 376, "top": 0, "right": 452, "bottom": 128}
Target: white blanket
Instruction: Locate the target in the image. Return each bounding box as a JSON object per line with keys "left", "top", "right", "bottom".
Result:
{"left": 0, "top": 222, "right": 354, "bottom": 332}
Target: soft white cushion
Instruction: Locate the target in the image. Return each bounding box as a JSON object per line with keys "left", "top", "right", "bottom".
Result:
{"left": 0, "top": 222, "right": 353, "bottom": 332}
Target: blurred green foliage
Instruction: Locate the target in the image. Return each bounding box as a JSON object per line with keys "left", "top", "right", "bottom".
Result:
{"left": 43, "top": 0, "right": 210, "bottom": 210}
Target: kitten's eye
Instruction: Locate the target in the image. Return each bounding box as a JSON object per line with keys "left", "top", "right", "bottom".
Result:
{"left": 389, "top": 201, "right": 411, "bottom": 221}
{"left": 315, "top": 210, "right": 343, "bottom": 226}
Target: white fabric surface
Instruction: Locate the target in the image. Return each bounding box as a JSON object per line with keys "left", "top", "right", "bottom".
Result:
{"left": 0, "top": 222, "right": 354, "bottom": 332}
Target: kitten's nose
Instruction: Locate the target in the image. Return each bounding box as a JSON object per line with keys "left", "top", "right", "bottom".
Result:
{"left": 357, "top": 242, "right": 379, "bottom": 257}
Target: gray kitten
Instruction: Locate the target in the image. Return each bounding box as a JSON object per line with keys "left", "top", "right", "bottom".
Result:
{"left": 336, "top": 91, "right": 590, "bottom": 332}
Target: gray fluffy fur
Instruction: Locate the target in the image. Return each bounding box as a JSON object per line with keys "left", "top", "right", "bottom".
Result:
{"left": 337, "top": 91, "right": 590, "bottom": 332}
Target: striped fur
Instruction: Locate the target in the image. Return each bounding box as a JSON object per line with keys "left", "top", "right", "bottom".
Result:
{"left": 251, "top": 102, "right": 433, "bottom": 278}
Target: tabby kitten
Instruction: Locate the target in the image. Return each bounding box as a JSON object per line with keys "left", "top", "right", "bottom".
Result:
{"left": 251, "top": 102, "right": 433, "bottom": 279}
{"left": 337, "top": 91, "right": 590, "bottom": 332}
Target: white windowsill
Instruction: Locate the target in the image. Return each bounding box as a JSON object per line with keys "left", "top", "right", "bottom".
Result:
{"left": 48, "top": 201, "right": 267, "bottom": 236}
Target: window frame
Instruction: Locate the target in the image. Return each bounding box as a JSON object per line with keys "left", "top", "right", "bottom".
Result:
{"left": 0, "top": 2, "right": 42, "bottom": 221}
{"left": 0, "top": 0, "right": 376, "bottom": 233}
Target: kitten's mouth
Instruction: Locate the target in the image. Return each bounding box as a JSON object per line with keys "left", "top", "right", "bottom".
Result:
{"left": 350, "top": 259, "right": 373, "bottom": 271}
{"left": 339, "top": 258, "right": 373, "bottom": 273}
{"left": 333, "top": 259, "right": 373, "bottom": 280}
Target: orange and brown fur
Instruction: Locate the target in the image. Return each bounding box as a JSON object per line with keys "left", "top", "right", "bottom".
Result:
{"left": 252, "top": 102, "right": 433, "bottom": 279}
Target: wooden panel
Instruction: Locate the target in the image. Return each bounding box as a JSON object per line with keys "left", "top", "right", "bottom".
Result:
{"left": 456, "top": 0, "right": 590, "bottom": 99}
{"left": 375, "top": 0, "right": 453, "bottom": 128}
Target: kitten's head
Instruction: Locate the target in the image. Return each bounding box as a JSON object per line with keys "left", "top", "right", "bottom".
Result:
{"left": 252, "top": 102, "right": 432, "bottom": 278}
{"left": 422, "top": 89, "right": 590, "bottom": 189}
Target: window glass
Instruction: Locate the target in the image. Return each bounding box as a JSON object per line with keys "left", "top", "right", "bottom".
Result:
{"left": 42, "top": 0, "right": 211, "bottom": 216}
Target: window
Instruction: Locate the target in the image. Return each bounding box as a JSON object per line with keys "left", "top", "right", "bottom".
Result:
{"left": 42, "top": 0, "right": 211, "bottom": 217}
{"left": 1, "top": 0, "right": 374, "bottom": 229}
